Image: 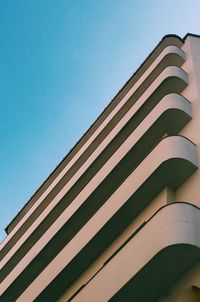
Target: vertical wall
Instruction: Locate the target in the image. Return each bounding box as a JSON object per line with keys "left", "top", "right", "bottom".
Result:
{"left": 177, "top": 36, "right": 200, "bottom": 207}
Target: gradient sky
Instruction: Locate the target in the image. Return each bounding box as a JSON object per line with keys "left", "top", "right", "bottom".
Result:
{"left": 0, "top": 0, "right": 200, "bottom": 241}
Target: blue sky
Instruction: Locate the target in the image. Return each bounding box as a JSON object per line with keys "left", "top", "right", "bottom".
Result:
{"left": 0, "top": 0, "right": 200, "bottom": 241}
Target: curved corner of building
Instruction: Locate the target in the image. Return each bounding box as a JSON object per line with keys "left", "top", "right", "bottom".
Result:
{"left": 71, "top": 203, "right": 200, "bottom": 302}
{"left": 110, "top": 202, "right": 200, "bottom": 302}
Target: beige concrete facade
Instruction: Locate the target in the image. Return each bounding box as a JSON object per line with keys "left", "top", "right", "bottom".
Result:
{"left": 0, "top": 34, "right": 200, "bottom": 301}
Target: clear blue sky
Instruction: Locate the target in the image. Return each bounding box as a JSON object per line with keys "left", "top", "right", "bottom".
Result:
{"left": 0, "top": 0, "right": 200, "bottom": 241}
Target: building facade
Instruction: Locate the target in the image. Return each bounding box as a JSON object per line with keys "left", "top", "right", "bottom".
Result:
{"left": 0, "top": 33, "right": 200, "bottom": 302}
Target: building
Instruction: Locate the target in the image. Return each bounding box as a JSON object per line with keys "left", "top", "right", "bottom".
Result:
{"left": 0, "top": 33, "right": 200, "bottom": 302}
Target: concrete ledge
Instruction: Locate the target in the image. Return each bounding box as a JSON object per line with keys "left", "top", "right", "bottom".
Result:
{"left": 69, "top": 203, "right": 200, "bottom": 302}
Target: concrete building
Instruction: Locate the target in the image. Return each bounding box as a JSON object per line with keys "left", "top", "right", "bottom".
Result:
{"left": 0, "top": 33, "right": 200, "bottom": 302}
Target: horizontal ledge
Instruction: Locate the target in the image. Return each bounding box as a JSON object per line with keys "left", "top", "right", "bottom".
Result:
{"left": 4, "top": 136, "right": 198, "bottom": 302}
{"left": 1, "top": 94, "right": 192, "bottom": 275}
{"left": 70, "top": 203, "right": 200, "bottom": 302}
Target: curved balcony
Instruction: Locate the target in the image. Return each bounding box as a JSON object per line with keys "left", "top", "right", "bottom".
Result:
{"left": 1, "top": 136, "right": 198, "bottom": 302}
{"left": 66, "top": 203, "right": 200, "bottom": 302}
{"left": 0, "top": 94, "right": 192, "bottom": 279}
